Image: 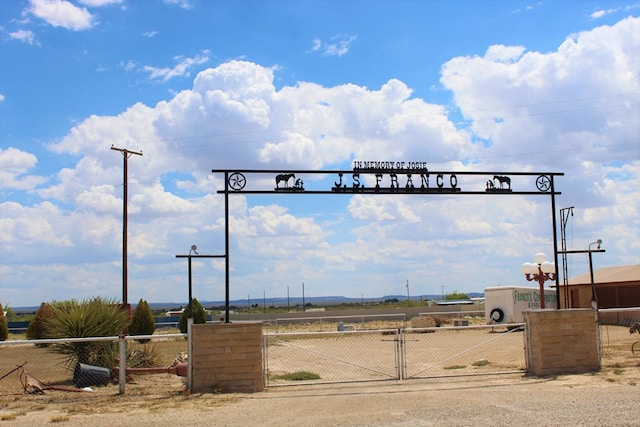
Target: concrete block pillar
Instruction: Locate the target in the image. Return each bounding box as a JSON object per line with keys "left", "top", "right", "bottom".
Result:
{"left": 525, "top": 309, "right": 600, "bottom": 376}
{"left": 191, "top": 322, "right": 264, "bottom": 393}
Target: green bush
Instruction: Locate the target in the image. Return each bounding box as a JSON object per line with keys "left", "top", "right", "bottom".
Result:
{"left": 0, "top": 303, "right": 8, "bottom": 341}
{"left": 26, "top": 302, "right": 56, "bottom": 341}
{"left": 178, "top": 298, "right": 207, "bottom": 333}
{"left": 129, "top": 299, "right": 155, "bottom": 343}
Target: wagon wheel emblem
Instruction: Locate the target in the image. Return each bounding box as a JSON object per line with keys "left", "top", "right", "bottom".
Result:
{"left": 536, "top": 175, "right": 551, "bottom": 192}
{"left": 227, "top": 172, "right": 246, "bottom": 191}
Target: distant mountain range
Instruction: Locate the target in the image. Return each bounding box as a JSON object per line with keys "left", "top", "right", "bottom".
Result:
{"left": 11, "top": 293, "right": 484, "bottom": 313}
{"left": 150, "top": 293, "right": 485, "bottom": 310}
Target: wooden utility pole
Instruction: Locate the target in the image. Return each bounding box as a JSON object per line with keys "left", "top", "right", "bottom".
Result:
{"left": 111, "top": 145, "right": 142, "bottom": 306}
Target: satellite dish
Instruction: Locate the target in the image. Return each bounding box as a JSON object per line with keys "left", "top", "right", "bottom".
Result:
{"left": 190, "top": 244, "right": 198, "bottom": 254}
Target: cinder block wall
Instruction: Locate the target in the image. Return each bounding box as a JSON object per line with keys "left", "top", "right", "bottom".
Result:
{"left": 191, "top": 322, "right": 264, "bottom": 393}
{"left": 525, "top": 309, "right": 600, "bottom": 376}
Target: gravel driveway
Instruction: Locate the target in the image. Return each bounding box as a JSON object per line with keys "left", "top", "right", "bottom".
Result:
{"left": 2, "top": 366, "right": 639, "bottom": 426}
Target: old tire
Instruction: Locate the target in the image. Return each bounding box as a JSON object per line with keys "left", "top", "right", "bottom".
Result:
{"left": 490, "top": 308, "right": 504, "bottom": 323}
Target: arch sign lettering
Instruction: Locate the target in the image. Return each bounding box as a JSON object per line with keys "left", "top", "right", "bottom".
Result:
{"left": 212, "top": 161, "right": 563, "bottom": 321}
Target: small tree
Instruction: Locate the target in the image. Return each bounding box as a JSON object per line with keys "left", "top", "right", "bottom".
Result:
{"left": 129, "top": 299, "right": 155, "bottom": 343}
{"left": 179, "top": 298, "right": 207, "bottom": 333}
{"left": 0, "top": 303, "right": 8, "bottom": 341}
{"left": 26, "top": 302, "right": 56, "bottom": 341}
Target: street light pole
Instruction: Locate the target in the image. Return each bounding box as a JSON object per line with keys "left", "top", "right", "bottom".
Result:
{"left": 522, "top": 252, "right": 556, "bottom": 309}
{"left": 176, "top": 245, "right": 225, "bottom": 318}
{"left": 557, "top": 239, "right": 605, "bottom": 309}
{"left": 188, "top": 245, "right": 198, "bottom": 312}
{"left": 588, "top": 240, "right": 600, "bottom": 308}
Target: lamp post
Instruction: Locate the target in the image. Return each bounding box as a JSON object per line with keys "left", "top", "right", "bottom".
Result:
{"left": 588, "top": 239, "right": 603, "bottom": 309}
{"left": 522, "top": 252, "right": 556, "bottom": 309}
{"left": 175, "top": 245, "right": 225, "bottom": 318}
{"left": 557, "top": 239, "right": 605, "bottom": 309}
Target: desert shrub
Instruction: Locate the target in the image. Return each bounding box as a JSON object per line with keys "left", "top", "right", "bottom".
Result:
{"left": 129, "top": 299, "right": 155, "bottom": 343}
{"left": 178, "top": 298, "right": 206, "bottom": 333}
{"left": 26, "top": 302, "right": 56, "bottom": 341}
{"left": 126, "top": 343, "right": 163, "bottom": 368}
{"left": 44, "top": 297, "right": 131, "bottom": 370}
{"left": 0, "top": 303, "right": 8, "bottom": 341}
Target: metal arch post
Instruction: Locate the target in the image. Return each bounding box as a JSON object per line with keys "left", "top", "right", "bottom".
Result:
{"left": 224, "top": 171, "right": 231, "bottom": 323}
{"left": 550, "top": 176, "right": 560, "bottom": 309}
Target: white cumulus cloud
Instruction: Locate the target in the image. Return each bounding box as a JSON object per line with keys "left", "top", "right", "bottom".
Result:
{"left": 9, "top": 29, "right": 36, "bottom": 44}
{"left": 28, "top": 0, "right": 97, "bottom": 31}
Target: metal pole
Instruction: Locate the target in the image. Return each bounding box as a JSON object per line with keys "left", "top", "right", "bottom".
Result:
{"left": 550, "top": 176, "right": 560, "bottom": 310}
{"left": 188, "top": 256, "right": 193, "bottom": 317}
{"left": 559, "top": 207, "right": 574, "bottom": 308}
{"left": 176, "top": 252, "right": 225, "bottom": 318}
{"left": 118, "top": 335, "right": 126, "bottom": 395}
{"left": 187, "top": 317, "right": 193, "bottom": 393}
{"left": 556, "top": 247, "right": 605, "bottom": 309}
{"left": 589, "top": 250, "right": 596, "bottom": 307}
{"left": 537, "top": 263, "right": 546, "bottom": 309}
{"left": 224, "top": 172, "right": 231, "bottom": 323}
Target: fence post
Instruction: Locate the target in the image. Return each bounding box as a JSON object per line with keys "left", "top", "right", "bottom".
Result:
{"left": 118, "top": 335, "right": 126, "bottom": 395}
{"left": 187, "top": 318, "right": 193, "bottom": 393}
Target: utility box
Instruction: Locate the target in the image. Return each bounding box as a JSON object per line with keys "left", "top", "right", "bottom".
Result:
{"left": 484, "top": 286, "right": 557, "bottom": 324}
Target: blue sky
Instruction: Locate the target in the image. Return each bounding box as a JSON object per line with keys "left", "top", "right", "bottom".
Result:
{"left": 1, "top": 0, "right": 639, "bottom": 307}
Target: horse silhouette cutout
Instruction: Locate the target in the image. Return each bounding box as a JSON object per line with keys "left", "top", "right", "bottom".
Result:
{"left": 275, "top": 173, "right": 295, "bottom": 188}
{"left": 493, "top": 175, "right": 511, "bottom": 189}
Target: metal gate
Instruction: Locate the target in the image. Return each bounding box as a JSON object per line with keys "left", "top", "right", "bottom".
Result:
{"left": 264, "top": 325, "right": 526, "bottom": 387}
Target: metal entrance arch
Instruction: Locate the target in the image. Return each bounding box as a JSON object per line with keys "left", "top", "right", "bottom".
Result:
{"left": 211, "top": 165, "right": 563, "bottom": 322}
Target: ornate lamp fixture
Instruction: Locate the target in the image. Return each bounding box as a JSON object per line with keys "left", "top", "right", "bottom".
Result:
{"left": 521, "top": 252, "right": 556, "bottom": 309}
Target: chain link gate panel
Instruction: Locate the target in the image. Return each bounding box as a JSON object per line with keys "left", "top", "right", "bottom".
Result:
{"left": 402, "top": 325, "right": 527, "bottom": 379}
{"left": 264, "top": 325, "right": 527, "bottom": 387}
{"left": 264, "top": 330, "right": 401, "bottom": 386}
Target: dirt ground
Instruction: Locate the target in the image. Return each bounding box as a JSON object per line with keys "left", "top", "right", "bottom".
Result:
{"left": 0, "top": 365, "right": 639, "bottom": 426}
{"left": 2, "top": 322, "right": 639, "bottom": 426}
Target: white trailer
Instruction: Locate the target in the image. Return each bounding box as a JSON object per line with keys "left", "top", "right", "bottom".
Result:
{"left": 484, "top": 286, "right": 557, "bottom": 324}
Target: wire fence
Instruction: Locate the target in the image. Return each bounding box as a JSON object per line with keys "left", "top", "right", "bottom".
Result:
{"left": 0, "top": 334, "right": 187, "bottom": 396}
{"left": 598, "top": 307, "right": 640, "bottom": 364}
{"left": 2, "top": 307, "right": 638, "bottom": 396}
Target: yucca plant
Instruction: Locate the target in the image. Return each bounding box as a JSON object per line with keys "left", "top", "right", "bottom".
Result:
{"left": 44, "top": 297, "right": 131, "bottom": 370}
